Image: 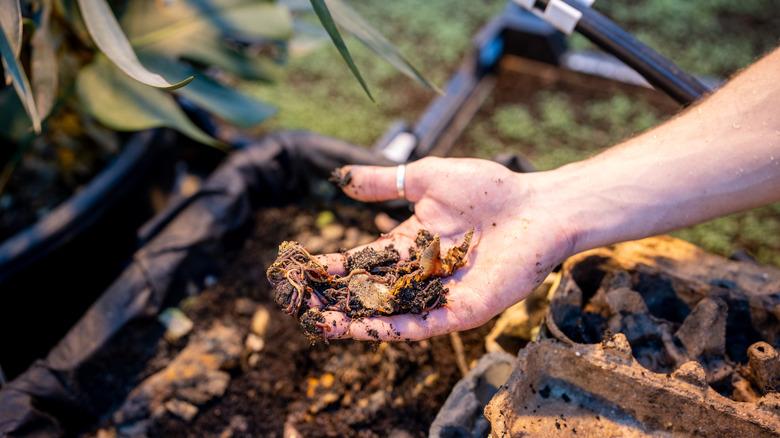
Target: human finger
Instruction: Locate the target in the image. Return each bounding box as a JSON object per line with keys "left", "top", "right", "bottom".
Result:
{"left": 313, "top": 310, "right": 352, "bottom": 339}
{"left": 336, "top": 307, "right": 463, "bottom": 341}
{"left": 333, "top": 159, "right": 433, "bottom": 203}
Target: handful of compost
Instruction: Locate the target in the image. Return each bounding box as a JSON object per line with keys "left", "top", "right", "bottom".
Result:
{"left": 267, "top": 228, "right": 474, "bottom": 340}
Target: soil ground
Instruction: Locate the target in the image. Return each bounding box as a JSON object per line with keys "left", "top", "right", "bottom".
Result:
{"left": 86, "top": 198, "right": 494, "bottom": 438}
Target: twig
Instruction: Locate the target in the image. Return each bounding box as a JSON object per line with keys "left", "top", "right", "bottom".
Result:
{"left": 449, "top": 332, "right": 469, "bottom": 378}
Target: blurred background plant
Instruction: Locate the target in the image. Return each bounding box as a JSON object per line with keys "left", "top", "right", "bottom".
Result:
{"left": 0, "top": 0, "right": 434, "bottom": 243}
{"left": 0, "top": 0, "right": 292, "bottom": 241}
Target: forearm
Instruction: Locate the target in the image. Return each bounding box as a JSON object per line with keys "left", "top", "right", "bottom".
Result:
{"left": 535, "top": 47, "right": 780, "bottom": 254}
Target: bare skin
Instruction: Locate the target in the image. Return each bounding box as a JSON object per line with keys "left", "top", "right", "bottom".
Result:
{"left": 314, "top": 46, "right": 780, "bottom": 341}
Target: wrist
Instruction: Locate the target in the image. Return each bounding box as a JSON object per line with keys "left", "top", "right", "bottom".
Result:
{"left": 526, "top": 156, "right": 666, "bottom": 256}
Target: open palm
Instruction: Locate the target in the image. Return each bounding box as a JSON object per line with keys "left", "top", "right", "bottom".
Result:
{"left": 314, "top": 157, "right": 574, "bottom": 341}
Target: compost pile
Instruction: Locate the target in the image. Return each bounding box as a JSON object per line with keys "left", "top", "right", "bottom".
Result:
{"left": 545, "top": 237, "right": 780, "bottom": 402}
{"left": 83, "top": 198, "right": 491, "bottom": 438}
{"left": 267, "top": 227, "right": 472, "bottom": 341}
{"left": 485, "top": 236, "right": 780, "bottom": 437}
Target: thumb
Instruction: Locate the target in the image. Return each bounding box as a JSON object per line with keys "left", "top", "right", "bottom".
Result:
{"left": 333, "top": 161, "right": 428, "bottom": 203}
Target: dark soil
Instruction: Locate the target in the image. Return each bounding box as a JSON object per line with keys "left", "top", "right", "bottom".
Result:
{"left": 87, "top": 199, "right": 493, "bottom": 438}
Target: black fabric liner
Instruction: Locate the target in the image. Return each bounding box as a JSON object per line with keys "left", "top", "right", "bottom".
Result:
{"left": 0, "top": 131, "right": 396, "bottom": 437}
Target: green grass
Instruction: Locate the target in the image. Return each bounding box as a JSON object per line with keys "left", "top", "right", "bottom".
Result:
{"left": 245, "top": 0, "right": 780, "bottom": 266}
{"left": 245, "top": 0, "right": 505, "bottom": 145}
{"left": 571, "top": 0, "right": 779, "bottom": 78}
{"left": 463, "top": 90, "right": 665, "bottom": 171}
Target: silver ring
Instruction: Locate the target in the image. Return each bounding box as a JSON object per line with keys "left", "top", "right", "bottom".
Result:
{"left": 396, "top": 164, "right": 406, "bottom": 199}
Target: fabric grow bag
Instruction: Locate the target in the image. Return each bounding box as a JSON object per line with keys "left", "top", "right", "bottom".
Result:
{"left": 0, "top": 129, "right": 185, "bottom": 382}
{"left": 0, "top": 131, "right": 395, "bottom": 437}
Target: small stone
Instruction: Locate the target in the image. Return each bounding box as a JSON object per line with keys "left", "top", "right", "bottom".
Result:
{"left": 245, "top": 333, "right": 265, "bottom": 352}
{"left": 342, "top": 226, "right": 362, "bottom": 248}
{"left": 165, "top": 399, "right": 199, "bottom": 422}
{"left": 251, "top": 307, "right": 271, "bottom": 336}
{"left": 158, "top": 308, "right": 194, "bottom": 342}
{"left": 247, "top": 352, "right": 261, "bottom": 367}
{"left": 95, "top": 428, "right": 117, "bottom": 438}
{"left": 320, "top": 223, "right": 345, "bottom": 242}
{"left": 204, "top": 370, "right": 231, "bottom": 397}
{"left": 300, "top": 235, "right": 327, "bottom": 254}
{"left": 234, "top": 298, "right": 257, "bottom": 316}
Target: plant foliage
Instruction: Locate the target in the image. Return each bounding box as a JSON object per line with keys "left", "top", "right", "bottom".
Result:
{"left": 0, "top": 0, "right": 433, "bottom": 147}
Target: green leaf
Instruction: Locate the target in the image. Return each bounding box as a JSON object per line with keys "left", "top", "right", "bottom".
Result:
{"left": 146, "top": 32, "right": 281, "bottom": 82}
{"left": 77, "top": 0, "right": 193, "bottom": 90}
{"left": 30, "top": 0, "right": 58, "bottom": 119}
{"left": 0, "top": 0, "right": 21, "bottom": 55}
{"left": 0, "top": 87, "right": 33, "bottom": 141}
{"left": 0, "top": 16, "right": 41, "bottom": 133}
{"left": 76, "top": 55, "right": 221, "bottom": 147}
{"left": 325, "top": 0, "right": 441, "bottom": 94}
{"left": 123, "top": 0, "right": 292, "bottom": 47}
{"left": 119, "top": 1, "right": 290, "bottom": 82}
{"left": 139, "top": 53, "right": 276, "bottom": 128}
{"left": 310, "top": 0, "right": 373, "bottom": 102}
{"left": 0, "top": 0, "right": 22, "bottom": 85}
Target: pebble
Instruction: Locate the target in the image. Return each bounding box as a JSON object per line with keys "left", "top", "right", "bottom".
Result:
{"left": 158, "top": 308, "right": 193, "bottom": 342}
{"left": 320, "top": 223, "right": 345, "bottom": 242}
{"left": 251, "top": 307, "right": 270, "bottom": 336}
{"left": 247, "top": 352, "right": 261, "bottom": 367}
{"left": 245, "top": 333, "right": 265, "bottom": 352}
{"left": 234, "top": 298, "right": 257, "bottom": 316}
{"left": 165, "top": 399, "right": 199, "bottom": 422}
{"left": 219, "top": 415, "right": 249, "bottom": 438}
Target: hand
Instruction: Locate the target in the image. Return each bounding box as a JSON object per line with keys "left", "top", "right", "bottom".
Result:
{"left": 314, "top": 157, "right": 576, "bottom": 341}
